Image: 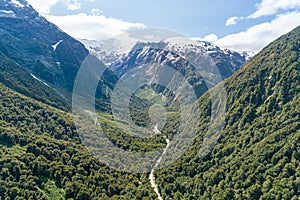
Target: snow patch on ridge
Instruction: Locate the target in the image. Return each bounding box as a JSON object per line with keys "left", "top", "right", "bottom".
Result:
{"left": 0, "top": 9, "right": 16, "bottom": 18}
{"left": 52, "top": 40, "right": 63, "bottom": 51}
{"left": 11, "top": 0, "right": 25, "bottom": 8}
{"left": 30, "top": 73, "right": 66, "bottom": 100}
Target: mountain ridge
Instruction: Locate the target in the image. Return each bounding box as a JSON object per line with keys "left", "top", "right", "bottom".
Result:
{"left": 0, "top": 0, "right": 88, "bottom": 91}
{"left": 81, "top": 37, "right": 251, "bottom": 74}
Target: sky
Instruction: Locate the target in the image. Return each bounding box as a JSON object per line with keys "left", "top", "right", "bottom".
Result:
{"left": 26, "top": 0, "right": 300, "bottom": 53}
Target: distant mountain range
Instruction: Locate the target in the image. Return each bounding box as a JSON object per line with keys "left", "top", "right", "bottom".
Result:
{"left": 81, "top": 37, "right": 252, "bottom": 80}
{"left": 81, "top": 35, "right": 251, "bottom": 102}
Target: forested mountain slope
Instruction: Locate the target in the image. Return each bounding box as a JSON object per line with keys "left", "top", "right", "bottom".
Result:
{"left": 154, "top": 26, "right": 300, "bottom": 199}
{"left": 0, "top": 83, "right": 158, "bottom": 199}
{"left": 0, "top": 52, "right": 69, "bottom": 110}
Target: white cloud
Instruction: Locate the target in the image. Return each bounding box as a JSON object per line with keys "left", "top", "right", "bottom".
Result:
{"left": 26, "top": 0, "right": 81, "bottom": 14}
{"left": 248, "top": 0, "right": 300, "bottom": 18}
{"left": 223, "top": 0, "right": 300, "bottom": 26}
{"left": 26, "top": 0, "right": 145, "bottom": 40}
{"left": 62, "top": 0, "right": 81, "bottom": 11}
{"left": 26, "top": 0, "right": 59, "bottom": 14}
{"left": 202, "top": 34, "right": 219, "bottom": 43}
{"left": 225, "top": 16, "right": 241, "bottom": 26}
{"left": 191, "top": 34, "right": 218, "bottom": 43}
{"left": 91, "top": 8, "right": 103, "bottom": 15}
{"left": 216, "top": 12, "right": 300, "bottom": 52}
{"left": 44, "top": 13, "right": 146, "bottom": 40}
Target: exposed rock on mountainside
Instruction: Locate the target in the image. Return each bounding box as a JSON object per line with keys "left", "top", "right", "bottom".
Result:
{"left": 0, "top": 0, "right": 88, "bottom": 91}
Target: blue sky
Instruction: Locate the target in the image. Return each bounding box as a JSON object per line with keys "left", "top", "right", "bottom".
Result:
{"left": 26, "top": 0, "right": 300, "bottom": 52}
{"left": 49, "top": 0, "right": 263, "bottom": 37}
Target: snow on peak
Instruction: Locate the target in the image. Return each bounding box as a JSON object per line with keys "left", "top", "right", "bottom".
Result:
{"left": 163, "top": 37, "right": 212, "bottom": 57}
{"left": 11, "top": 0, "right": 25, "bottom": 8}
{"left": 164, "top": 37, "right": 196, "bottom": 46}
{"left": 0, "top": 9, "right": 16, "bottom": 18}
{"left": 137, "top": 46, "right": 151, "bottom": 59}
{"left": 238, "top": 51, "right": 256, "bottom": 61}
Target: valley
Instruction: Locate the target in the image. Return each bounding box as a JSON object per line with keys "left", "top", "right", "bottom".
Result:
{"left": 0, "top": 0, "right": 299, "bottom": 199}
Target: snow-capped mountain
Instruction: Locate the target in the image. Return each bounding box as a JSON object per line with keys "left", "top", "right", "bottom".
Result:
{"left": 81, "top": 36, "right": 250, "bottom": 80}
{"left": 163, "top": 37, "right": 250, "bottom": 78}
{"left": 1, "top": 0, "right": 30, "bottom": 11}
{"left": 79, "top": 38, "right": 130, "bottom": 67}
{"left": 79, "top": 32, "right": 157, "bottom": 66}
{"left": 80, "top": 34, "right": 252, "bottom": 100}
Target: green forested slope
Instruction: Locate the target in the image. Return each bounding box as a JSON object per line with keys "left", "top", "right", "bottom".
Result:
{"left": 0, "top": 52, "right": 69, "bottom": 110}
{"left": 154, "top": 26, "right": 300, "bottom": 199}
{"left": 0, "top": 83, "right": 157, "bottom": 200}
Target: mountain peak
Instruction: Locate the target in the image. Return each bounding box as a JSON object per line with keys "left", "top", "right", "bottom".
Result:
{"left": 8, "top": 0, "right": 28, "bottom": 8}
{"left": 0, "top": 0, "right": 39, "bottom": 19}
{"left": 1, "top": 0, "right": 30, "bottom": 10}
{"left": 0, "top": 0, "right": 89, "bottom": 92}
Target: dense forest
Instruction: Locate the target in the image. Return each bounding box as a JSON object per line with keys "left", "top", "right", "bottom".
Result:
{"left": 0, "top": 83, "right": 160, "bottom": 199}
{"left": 154, "top": 26, "right": 300, "bottom": 199}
